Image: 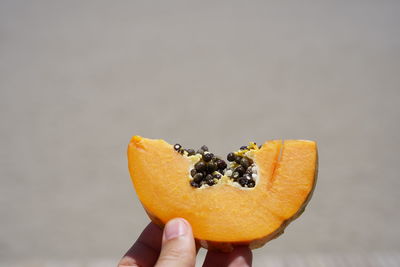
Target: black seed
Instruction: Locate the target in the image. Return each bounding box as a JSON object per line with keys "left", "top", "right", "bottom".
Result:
{"left": 243, "top": 174, "right": 252, "bottom": 180}
{"left": 247, "top": 180, "right": 255, "bottom": 188}
{"left": 240, "top": 146, "right": 247, "bottom": 150}
{"left": 207, "top": 162, "right": 217, "bottom": 173}
{"left": 190, "top": 180, "right": 200, "bottom": 188}
{"left": 190, "top": 169, "right": 197, "bottom": 177}
{"left": 186, "top": 148, "right": 196, "bottom": 156}
{"left": 235, "top": 156, "right": 242, "bottom": 164}
{"left": 238, "top": 177, "right": 248, "bottom": 186}
{"left": 201, "top": 145, "right": 209, "bottom": 151}
{"left": 195, "top": 161, "right": 206, "bottom": 172}
{"left": 216, "top": 159, "right": 227, "bottom": 170}
{"left": 179, "top": 149, "right": 185, "bottom": 155}
{"left": 205, "top": 174, "right": 213, "bottom": 181}
{"left": 213, "top": 173, "right": 221, "bottom": 179}
{"left": 193, "top": 173, "right": 203, "bottom": 183}
{"left": 235, "top": 166, "right": 245, "bottom": 176}
{"left": 174, "top": 144, "right": 182, "bottom": 151}
{"left": 227, "top": 152, "right": 236, "bottom": 162}
{"left": 245, "top": 167, "right": 253, "bottom": 174}
{"left": 207, "top": 179, "right": 215, "bottom": 186}
{"left": 197, "top": 149, "right": 205, "bottom": 155}
{"left": 232, "top": 171, "right": 240, "bottom": 179}
{"left": 240, "top": 158, "right": 250, "bottom": 169}
{"left": 258, "top": 145, "right": 262, "bottom": 149}
{"left": 203, "top": 153, "right": 213, "bottom": 162}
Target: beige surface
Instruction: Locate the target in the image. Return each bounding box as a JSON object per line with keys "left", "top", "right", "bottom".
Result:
{"left": 2, "top": 253, "right": 400, "bottom": 267}
{"left": 1, "top": 0, "right": 400, "bottom": 265}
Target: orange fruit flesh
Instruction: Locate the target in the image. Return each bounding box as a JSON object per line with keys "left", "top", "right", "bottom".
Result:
{"left": 128, "top": 136, "right": 318, "bottom": 251}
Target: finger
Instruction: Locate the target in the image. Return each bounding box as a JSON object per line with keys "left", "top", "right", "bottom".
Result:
{"left": 202, "top": 246, "right": 253, "bottom": 267}
{"left": 118, "top": 222, "right": 163, "bottom": 267}
{"left": 155, "top": 218, "right": 196, "bottom": 267}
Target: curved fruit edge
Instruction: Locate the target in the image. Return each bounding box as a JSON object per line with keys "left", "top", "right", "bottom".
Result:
{"left": 142, "top": 150, "right": 318, "bottom": 252}
{"left": 248, "top": 148, "right": 319, "bottom": 250}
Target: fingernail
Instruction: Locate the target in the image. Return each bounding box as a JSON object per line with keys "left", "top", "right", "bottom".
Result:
{"left": 164, "top": 218, "right": 188, "bottom": 240}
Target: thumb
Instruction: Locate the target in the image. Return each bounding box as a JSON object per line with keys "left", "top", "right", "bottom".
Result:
{"left": 155, "top": 218, "right": 196, "bottom": 267}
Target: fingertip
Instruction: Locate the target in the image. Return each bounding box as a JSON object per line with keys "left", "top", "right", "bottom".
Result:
{"left": 156, "top": 218, "right": 196, "bottom": 267}
{"left": 163, "top": 218, "right": 191, "bottom": 241}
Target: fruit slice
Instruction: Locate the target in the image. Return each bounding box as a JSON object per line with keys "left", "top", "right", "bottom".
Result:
{"left": 128, "top": 136, "right": 318, "bottom": 251}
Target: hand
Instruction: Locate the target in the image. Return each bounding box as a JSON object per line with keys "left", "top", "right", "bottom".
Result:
{"left": 118, "top": 218, "right": 252, "bottom": 267}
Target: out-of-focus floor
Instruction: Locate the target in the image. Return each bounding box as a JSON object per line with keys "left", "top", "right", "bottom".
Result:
{"left": 2, "top": 253, "right": 400, "bottom": 267}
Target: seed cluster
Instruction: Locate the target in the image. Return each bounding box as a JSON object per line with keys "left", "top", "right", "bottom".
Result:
{"left": 174, "top": 144, "right": 226, "bottom": 188}
{"left": 225, "top": 148, "right": 256, "bottom": 188}
{"left": 174, "top": 143, "right": 258, "bottom": 188}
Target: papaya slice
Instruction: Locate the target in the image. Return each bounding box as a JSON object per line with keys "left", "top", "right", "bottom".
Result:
{"left": 127, "top": 136, "right": 318, "bottom": 251}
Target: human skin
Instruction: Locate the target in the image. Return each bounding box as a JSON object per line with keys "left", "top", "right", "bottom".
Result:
{"left": 118, "top": 218, "right": 253, "bottom": 267}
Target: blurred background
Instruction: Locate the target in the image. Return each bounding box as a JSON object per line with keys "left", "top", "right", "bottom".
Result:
{"left": 1, "top": 1, "right": 399, "bottom": 266}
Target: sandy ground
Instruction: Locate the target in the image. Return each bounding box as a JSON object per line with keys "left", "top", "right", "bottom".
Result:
{"left": 1, "top": 1, "right": 400, "bottom": 265}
